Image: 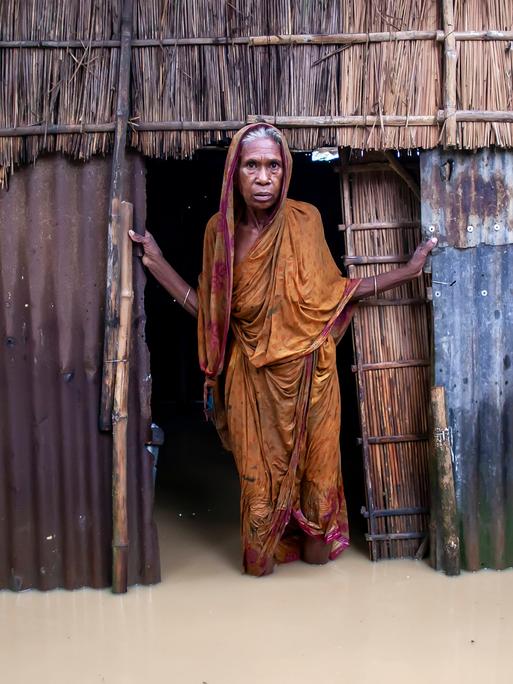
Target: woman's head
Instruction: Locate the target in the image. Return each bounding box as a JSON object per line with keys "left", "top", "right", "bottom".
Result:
{"left": 237, "top": 126, "right": 285, "bottom": 215}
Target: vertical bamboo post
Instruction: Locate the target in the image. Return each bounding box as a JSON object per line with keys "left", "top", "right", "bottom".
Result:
{"left": 112, "top": 201, "right": 134, "bottom": 594}
{"left": 100, "top": 0, "right": 134, "bottom": 430}
{"left": 338, "top": 149, "right": 379, "bottom": 561}
{"left": 431, "top": 386, "right": 460, "bottom": 575}
{"left": 442, "top": 0, "right": 457, "bottom": 147}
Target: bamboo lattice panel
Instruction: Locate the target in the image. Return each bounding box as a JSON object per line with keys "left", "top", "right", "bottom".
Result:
{"left": 339, "top": 159, "right": 431, "bottom": 560}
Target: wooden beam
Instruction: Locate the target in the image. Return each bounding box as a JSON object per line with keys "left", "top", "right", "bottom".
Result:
{"left": 431, "top": 386, "right": 460, "bottom": 575}
{"left": 100, "top": 0, "right": 134, "bottom": 431}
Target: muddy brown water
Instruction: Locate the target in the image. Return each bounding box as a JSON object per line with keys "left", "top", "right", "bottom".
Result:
{"left": 2, "top": 444, "right": 512, "bottom": 684}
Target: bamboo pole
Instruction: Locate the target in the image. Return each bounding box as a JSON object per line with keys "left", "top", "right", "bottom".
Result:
{"left": 344, "top": 255, "right": 410, "bottom": 265}
{"left": 442, "top": 0, "right": 458, "bottom": 147}
{"left": 339, "top": 221, "right": 420, "bottom": 230}
{"left": 0, "top": 124, "right": 116, "bottom": 136}
{"left": 2, "top": 111, "right": 513, "bottom": 140}
{"left": 112, "top": 201, "right": 134, "bottom": 594}
{"left": 431, "top": 386, "right": 460, "bottom": 576}
{"left": 452, "top": 110, "right": 513, "bottom": 122}
{"left": 247, "top": 114, "right": 438, "bottom": 127}
{"left": 133, "top": 120, "right": 245, "bottom": 131}
{"left": 2, "top": 30, "right": 513, "bottom": 49}
{"left": 100, "top": 0, "right": 134, "bottom": 432}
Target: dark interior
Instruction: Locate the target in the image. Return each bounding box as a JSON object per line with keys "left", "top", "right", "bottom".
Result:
{"left": 144, "top": 148, "right": 366, "bottom": 559}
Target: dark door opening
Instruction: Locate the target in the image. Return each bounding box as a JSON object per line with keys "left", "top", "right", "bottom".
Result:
{"left": 144, "top": 149, "right": 366, "bottom": 570}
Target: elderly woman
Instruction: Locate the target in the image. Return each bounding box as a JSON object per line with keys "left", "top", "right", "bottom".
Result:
{"left": 130, "top": 124, "right": 436, "bottom": 577}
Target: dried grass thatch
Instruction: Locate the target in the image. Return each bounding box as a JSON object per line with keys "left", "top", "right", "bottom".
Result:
{"left": 455, "top": 0, "right": 513, "bottom": 148}
{"left": 131, "top": 0, "right": 442, "bottom": 156}
{"left": 0, "top": 1, "right": 121, "bottom": 185}
{"left": 1, "top": 0, "right": 513, "bottom": 186}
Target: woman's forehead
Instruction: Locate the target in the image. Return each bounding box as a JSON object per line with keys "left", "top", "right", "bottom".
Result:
{"left": 239, "top": 137, "right": 282, "bottom": 160}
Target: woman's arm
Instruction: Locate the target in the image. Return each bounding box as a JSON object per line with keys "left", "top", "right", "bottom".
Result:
{"left": 351, "top": 237, "right": 437, "bottom": 301}
{"left": 129, "top": 229, "right": 198, "bottom": 318}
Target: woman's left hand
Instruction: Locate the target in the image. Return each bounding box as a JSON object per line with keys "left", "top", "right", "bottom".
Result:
{"left": 406, "top": 237, "right": 438, "bottom": 278}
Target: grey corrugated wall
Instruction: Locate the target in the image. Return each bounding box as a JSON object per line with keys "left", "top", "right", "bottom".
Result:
{"left": 421, "top": 148, "right": 513, "bottom": 571}
{"left": 0, "top": 154, "right": 160, "bottom": 590}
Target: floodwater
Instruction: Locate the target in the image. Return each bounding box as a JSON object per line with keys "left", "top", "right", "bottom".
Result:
{"left": 2, "top": 419, "right": 513, "bottom": 684}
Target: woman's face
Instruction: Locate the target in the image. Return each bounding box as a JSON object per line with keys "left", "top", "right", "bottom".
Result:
{"left": 237, "top": 137, "right": 284, "bottom": 213}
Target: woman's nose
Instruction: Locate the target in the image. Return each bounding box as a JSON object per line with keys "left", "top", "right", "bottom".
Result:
{"left": 256, "top": 167, "right": 271, "bottom": 183}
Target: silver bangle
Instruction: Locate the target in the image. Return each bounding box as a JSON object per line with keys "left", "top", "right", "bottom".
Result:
{"left": 373, "top": 275, "right": 378, "bottom": 299}
{"left": 183, "top": 286, "right": 191, "bottom": 308}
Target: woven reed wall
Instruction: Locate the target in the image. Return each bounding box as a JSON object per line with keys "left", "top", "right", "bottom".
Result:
{"left": 1, "top": 0, "right": 513, "bottom": 187}
{"left": 131, "top": 0, "right": 441, "bottom": 156}
{"left": 341, "top": 163, "right": 431, "bottom": 559}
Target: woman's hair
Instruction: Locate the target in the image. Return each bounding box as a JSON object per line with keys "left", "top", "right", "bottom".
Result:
{"left": 241, "top": 125, "right": 282, "bottom": 147}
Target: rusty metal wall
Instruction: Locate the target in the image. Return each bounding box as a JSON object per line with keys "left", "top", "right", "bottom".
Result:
{"left": 421, "top": 148, "right": 513, "bottom": 249}
{"left": 421, "top": 149, "right": 513, "bottom": 571}
{"left": 0, "top": 154, "right": 160, "bottom": 590}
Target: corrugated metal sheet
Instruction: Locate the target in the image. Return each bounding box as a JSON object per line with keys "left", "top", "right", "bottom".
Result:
{"left": 421, "top": 148, "right": 513, "bottom": 249}
{"left": 0, "top": 154, "right": 160, "bottom": 590}
{"left": 421, "top": 149, "right": 513, "bottom": 571}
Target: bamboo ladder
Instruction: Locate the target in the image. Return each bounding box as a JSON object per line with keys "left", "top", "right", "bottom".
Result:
{"left": 338, "top": 151, "right": 431, "bottom": 560}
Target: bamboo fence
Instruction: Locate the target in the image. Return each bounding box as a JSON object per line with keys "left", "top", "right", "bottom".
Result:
{"left": 1, "top": 1, "right": 513, "bottom": 185}
{"left": 340, "top": 158, "right": 431, "bottom": 559}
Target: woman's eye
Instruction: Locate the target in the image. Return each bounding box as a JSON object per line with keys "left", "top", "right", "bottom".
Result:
{"left": 247, "top": 161, "right": 256, "bottom": 169}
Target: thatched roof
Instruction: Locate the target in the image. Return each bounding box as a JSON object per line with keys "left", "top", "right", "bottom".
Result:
{"left": 1, "top": 0, "right": 513, "bottom": 186}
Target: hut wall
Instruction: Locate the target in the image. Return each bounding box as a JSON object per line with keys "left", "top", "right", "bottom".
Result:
{"left": 0, "top": 153, "right": 160, "bottom": 590}
{"left": 421, "top": 148, "right": 513, "bottom": 571}
{"left": 2, "top": 0, "right": 513, "bottom": 186}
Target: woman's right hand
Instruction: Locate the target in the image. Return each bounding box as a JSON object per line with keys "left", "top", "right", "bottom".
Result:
{"left": 128, "top": 229, "right": 162, "bottom": 269}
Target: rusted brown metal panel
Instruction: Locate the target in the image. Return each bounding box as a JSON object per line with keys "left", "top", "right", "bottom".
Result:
{"left": 0, "top": 154, "right": 160, "bottom": 590}
{"left": 421, "top": 148, "right": 513, "bottom": 248}
{"left": 421, "top": 149, "right": 513, "bottom": 571}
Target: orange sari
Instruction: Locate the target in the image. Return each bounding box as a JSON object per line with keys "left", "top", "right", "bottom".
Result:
{"left": 198, "top": 125, "right": 359, "bottom": 575}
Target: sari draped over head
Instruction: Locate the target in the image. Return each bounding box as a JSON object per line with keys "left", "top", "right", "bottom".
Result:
{"left": 198, "top": 124, "right": 360, "bottom": 575}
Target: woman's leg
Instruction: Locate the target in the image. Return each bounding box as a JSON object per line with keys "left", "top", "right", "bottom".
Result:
{"left": 302, "top": 535, "right": 331, "bottom": 565}
{"left": 297, "top": 338, "right": 350, "bottom": 565}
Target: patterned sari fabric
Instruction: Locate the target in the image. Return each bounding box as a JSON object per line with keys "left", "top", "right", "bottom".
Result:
{"left": 198, "top": 124, "right": 360, "bottom": 575}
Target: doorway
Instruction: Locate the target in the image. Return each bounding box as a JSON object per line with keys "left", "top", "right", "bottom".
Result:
{"left": 144, "top": 148, "right": 366, "bottom": 571}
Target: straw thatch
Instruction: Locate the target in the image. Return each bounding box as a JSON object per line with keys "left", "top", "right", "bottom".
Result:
{"left": 455, "top": 0, "right": 513, "bottom": 148}
{"left": 1, "top": 0, "right": 513, "bottom": 186}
